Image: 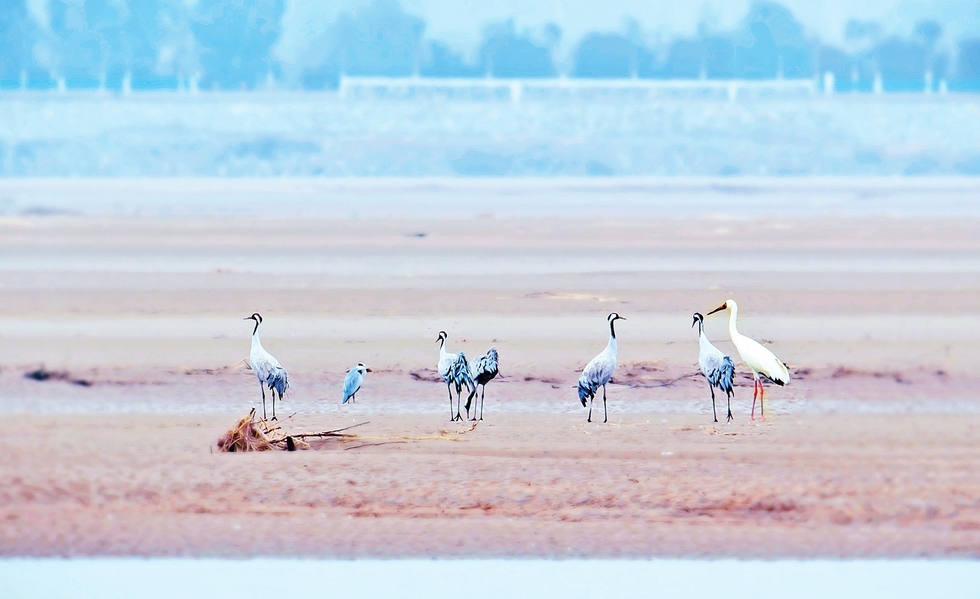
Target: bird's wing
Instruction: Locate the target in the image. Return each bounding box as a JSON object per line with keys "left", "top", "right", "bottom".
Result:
{"left": 698, "top": 338, "right": 727, "bottom": 376}
{"left": 736, "top": 336, "right": 790, "bottom": 385}
{"left": 452, "top": 352, "right": 472, "bottom": 379}
{"left": 250, "top": 350, "right": 280, "bottom": 381}
{"left": 438, "top": 353, "right": 455, "bottom": 378}
{"left": 342, "top": 369, "right": 361, "bottom": 403}
{"left": 582, "top": 351, "right": 616, "bottom": 386}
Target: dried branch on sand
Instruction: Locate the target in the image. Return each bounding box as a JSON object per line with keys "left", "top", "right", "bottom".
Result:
{"left": 216, "top": 410, "right": 480, "bottom": 453}
{"left": 216, "top": 409, "right": 368, "bottom": 452}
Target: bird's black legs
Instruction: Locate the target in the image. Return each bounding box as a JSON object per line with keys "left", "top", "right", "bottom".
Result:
{"left": 602, "top": 385, "right": 608, "bottom": 424}
{"left": 726, "top": 392, "right": 734, "bottom": 423}
{"left": 260, "top": 384, "right": 267, "bottom": 420}
{"left": 709, "top": 383, "right": 718, "bottom": 423}
{"left": 479, "top": 386, "right": 485, "bottom": 421}
{"left": 271, "top": 390, "right": 278, "bottom": 421}
{"left": 447, "top": 383, "right": 455, "bottom": 421}
{"left": 587, "top": 395, "right": 593, "bottom": 422}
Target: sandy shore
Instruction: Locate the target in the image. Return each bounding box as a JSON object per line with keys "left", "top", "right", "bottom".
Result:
{"left": 1, "top": 186, "right": 979, "bottom": 557}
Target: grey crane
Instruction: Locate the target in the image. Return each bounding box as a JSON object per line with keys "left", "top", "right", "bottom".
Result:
{"left": 577, "top": 313, "right": 625, "bottom": 423}
{"left": 693, "top": 312, "right": 735, "bottom": 423}
{"left": 244, "top": 313, "right": 289, "bottom": 421}
{"left": 437, "top": 331, "right": 476, "bottom": 422}
{"left": 342, "top": 363, "right": 371, "bottom": 404}
{"left": 467, "top": 347, "right": 499, "bottom": 421}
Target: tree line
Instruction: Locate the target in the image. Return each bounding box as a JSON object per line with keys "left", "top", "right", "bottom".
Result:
{"left": 1, "top": 0, "right": 978, "bottom": 92}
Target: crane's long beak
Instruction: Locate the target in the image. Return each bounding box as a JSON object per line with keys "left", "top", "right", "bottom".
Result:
{"left": 243, "top": 316, "right": 252, "bottom": 321}
{"left": 618, "top": 316, "right": 627, "bottom": 321}
{"left": 706, "top": 304, "right": 727, "bottom": 315}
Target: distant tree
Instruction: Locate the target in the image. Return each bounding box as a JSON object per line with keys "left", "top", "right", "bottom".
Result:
{"left": 816, "top": 45, "right": 851, "bottom": 85}
{"left": 914, "top": 20, "right": 942, "bottom": 49}
{"left": 478, "top": 20, "right": 555, "bottom": 78}
{"left": 876, "top": 37, "right": 925, "bottom": 88}
{"left": 958, "top": 39, "right": 980, "bottom": 81}
{"left": 301, "top": 0, "right": 425, "bottom": 88}
{"left": 736, "top": 2, "right": 812, "bottom": 78}
{"left": 703, "top": 36, "right": 735, "bottom": 78}
{"left": 572, "top": 33, "right": 648, "bottom": 78}
{"left": 49, "top": 0, "right": 104, "bottom": 85}
{"left": 193, "top": 0, "right": 285, "bottom": 89}
{"left": 843, "top": 19, "right": 882, "bottom": 83}
{"left": 0, "top": 0, "right": 31, "bottom": 83}
{"left": 156, "top": 0, "right": 200, "bottom": 87}
{"left": 661, "top": 39, "right": 705, "bottom": 78}
{"left": 335, "top": 0, "right": 425, "bottom": 76}
{"left": 737, "top": 21, "right": 778, "bottom": 78}
{"left": 420, "top": 41, "right": 480, "bottom": 77}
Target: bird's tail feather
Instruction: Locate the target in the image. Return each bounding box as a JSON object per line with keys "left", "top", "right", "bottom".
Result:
{"left": 578, "top": 377, "right": 596, "bottom": 407}
{"left": 269, "top": 368, "right": 289, "bottom": 398}
{"left": 719, "top": 357, "right": 735, "bottom": 398}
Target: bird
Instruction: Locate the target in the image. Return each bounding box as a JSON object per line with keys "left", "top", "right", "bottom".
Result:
{"left": 577, "top": 313, "right": 625, "bottom": 423}
{"left": 244, "top": 313, "right": 289, "bottom": 421}
{"left": 342, "top": 363, "right": 371, "bottom": 404}
{"left": 692, "top": 312, "right": 735, "bottom": 423}
{"left": 706, "top": 299, "right": 790, "bottom": 421}
{"left": 436, "top": 331, "right": 476, "bottom": 422}
{"left": 467, "top": 347, "right": 499, "bottom": 421}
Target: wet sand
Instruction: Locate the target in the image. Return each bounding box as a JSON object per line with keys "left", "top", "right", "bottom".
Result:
{"left": 1, "top": 183, "right": 979, "bottom": 557}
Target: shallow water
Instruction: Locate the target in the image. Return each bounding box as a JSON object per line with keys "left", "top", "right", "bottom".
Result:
{"left": 2, "top": 558, "right": 977, "bottom": 599}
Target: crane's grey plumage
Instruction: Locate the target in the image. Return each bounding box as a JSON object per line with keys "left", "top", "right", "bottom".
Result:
{"left": 437, "top": 331, "right": 476, "bottom": 422}
{"left": 343, "top": 363, "right": 370, "bottom": 404}
{"left": 693, "top": 312, "right": 735, "bottom": 423}
{"left": 245, "top": 313, "right": 289, "bottom": 421}
{"left": 577, "top": 313, "right": 624, "bottom": 423}
{"left": 467, "top": 347, "right": 498, "bottom": 421}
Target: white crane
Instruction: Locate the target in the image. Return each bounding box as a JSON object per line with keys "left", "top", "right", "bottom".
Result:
{"left": 244, "top": 313, "right": 289, "bottom": 421}
{"left": 692, "top": 312, "right": 735, "bottom": 423}
{"left": 577, "top": 313, "right": 625, "bottom": 423}
{"left": 436, "top": 331, "right": 476, "bottom": 422}
{"left": 342, "top": 363, "right": 370, "bottom": 404}
{"left": 706, "top": 299, "right": 789, "bottom": 421}
{"left": 467, "top": 347, "right": 499, "bottom": 421}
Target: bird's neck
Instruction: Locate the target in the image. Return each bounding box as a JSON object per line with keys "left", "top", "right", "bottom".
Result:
{"left": 439, "top": 341, "right": 447, "bottom": 357}
{"left": 251, "top": 330, "right": 263, "bottom": 350}
{"left": 727, "top": 305, "right": 741, "bottom": 342}
{"left": 698, "top": 327, "right": 710, "bottom": 349}
{"left": 606, "top": 326, "right": 618, "bottom": 354}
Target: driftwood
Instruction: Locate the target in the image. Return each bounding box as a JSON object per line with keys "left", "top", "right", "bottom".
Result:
{"left": 216, "top": 410, "right": 369, "bottom": 452}
{"left": 216, "top": 411, "right": 479, "bottom": 453}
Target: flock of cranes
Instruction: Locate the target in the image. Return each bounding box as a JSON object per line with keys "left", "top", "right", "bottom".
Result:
{"left": 243, "top": 298, "right": 789, "bottom": 424}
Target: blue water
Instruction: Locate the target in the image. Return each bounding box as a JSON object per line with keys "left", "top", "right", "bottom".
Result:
{"left": 0, "top": 94, "right": 978, "bottom": 177}
{"left": 2, "top": 559, "right": 977, "bottom": 599}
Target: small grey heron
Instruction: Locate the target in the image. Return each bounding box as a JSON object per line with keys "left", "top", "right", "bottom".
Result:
{"left": 244, "top": 313, "right": 289, "bottom": 421}
{"left": 437, "top": 331, "right": 476, "bottom": 422}
{"left": 577, "top": 313, "right": 625, "bottom": 423}
{"left": 707, "top": 299, "right": 790, "bottom": 421}
{"left": 467, "top": 347, "right": 499, "bottom": 421}
{"left": 692, "top": 312, "right": 735, "bottom": 423}
{"left": 342, "top": 363, "right": 371, "bottom": 404}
